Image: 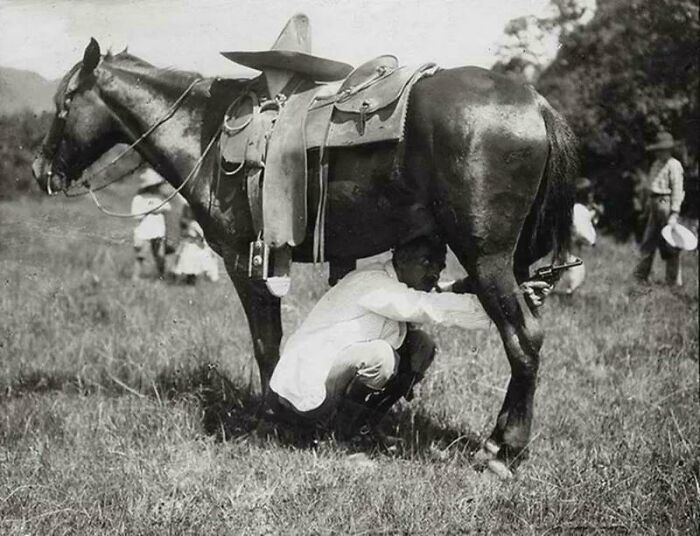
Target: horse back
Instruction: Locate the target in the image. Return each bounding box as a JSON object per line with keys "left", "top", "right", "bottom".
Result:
{"left": 408, "top": 66, "right": 548, "bottom": 149}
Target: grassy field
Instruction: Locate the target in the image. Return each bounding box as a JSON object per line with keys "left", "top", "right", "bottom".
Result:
{"left": 1, "top": 193, "right": 698, "bottom": 535}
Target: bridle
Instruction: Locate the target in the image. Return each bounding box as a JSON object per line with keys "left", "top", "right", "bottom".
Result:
{"left": 42, "top": 72, "right": 218, "bottom": 218}
{"left": 42, "top": 96, "right": 72, "bottom": 197}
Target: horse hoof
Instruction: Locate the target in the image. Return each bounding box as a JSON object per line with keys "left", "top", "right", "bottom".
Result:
{"left": 473, "top": 439, "right": 500, "bottom": 464}
{"left": 473, "top": 447, "right": 494, "bottom": 465}
{"left": 487, "top": 459, "right": 514, "bottom": 480}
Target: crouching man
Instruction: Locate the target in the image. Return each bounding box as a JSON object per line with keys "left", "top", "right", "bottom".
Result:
{"left": 262, "top": 235, "right": 550, "bottom": 439}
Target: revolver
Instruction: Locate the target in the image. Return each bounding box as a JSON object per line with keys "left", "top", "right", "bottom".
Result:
{"left": 532, "top": 257, "right": 583, "bottom": 285}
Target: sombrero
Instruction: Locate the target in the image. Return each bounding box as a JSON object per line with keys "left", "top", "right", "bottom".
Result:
{"left": 221, "top": 13, "right": 353, "bottom": 82}
{"left": 138, "top": 168, "right": 165, "bottom": 190}
{"left": 662, "top": 223, "right": 698, "bottom": 251}
{"left": 646, "top": 131, "right": 676, "bottom": 151}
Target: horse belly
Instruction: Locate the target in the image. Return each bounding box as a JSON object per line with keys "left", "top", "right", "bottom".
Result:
{"left": 298, "top": 144, "right": 416, "bottom": 261}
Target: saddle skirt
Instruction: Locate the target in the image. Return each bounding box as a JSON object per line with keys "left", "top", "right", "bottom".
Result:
{"left": 219, "top": 58, "right": 439, "bottom": 251}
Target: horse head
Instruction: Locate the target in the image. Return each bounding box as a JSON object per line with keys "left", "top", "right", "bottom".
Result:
{"left": 33, "top": 39, "right": 125, "bottom": 195}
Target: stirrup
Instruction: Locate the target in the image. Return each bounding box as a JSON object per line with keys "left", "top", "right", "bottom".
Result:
{"left": 248, "top": 237, "right": 292, "bottom": 297}
{"left": 266, "top": 245, "right": 292, "bottom": 297}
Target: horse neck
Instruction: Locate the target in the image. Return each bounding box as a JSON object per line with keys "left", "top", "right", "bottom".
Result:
{"left": 96, "top": 63, "right": 212, "bottom": 202}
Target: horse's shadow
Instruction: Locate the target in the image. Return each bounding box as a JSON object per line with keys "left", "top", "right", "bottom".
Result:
{"left": 2, "top": 362, "right": 482, "bottom": 461}
{"left": 156, "top": 363, "right": 482, "bottom": 461}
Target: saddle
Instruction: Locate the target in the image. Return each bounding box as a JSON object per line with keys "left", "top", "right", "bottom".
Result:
{"left": 219, "top": 56, "right": 438, "bottom": 290}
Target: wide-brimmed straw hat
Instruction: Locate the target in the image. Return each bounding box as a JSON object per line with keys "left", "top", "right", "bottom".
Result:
{"left": 575, "top": 176, "right": 592, "bottom": 191}
{"left": 646, "top": 131, "right": 676, "bottom": 151}
{"left": 662, "top": 223, "right": 698, "bottom": 251}
{"left": 138, "top": 168, "right": 165, "bottom": 190}
{"left": 221, "top": 13, "right": 353, "bottom": 82}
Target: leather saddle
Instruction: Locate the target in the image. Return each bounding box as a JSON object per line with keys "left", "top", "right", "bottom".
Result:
{"left": 219, "top": 57, "right": 438, "bottom": 281}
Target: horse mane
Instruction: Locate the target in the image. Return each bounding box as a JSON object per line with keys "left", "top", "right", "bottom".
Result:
{"left": 102, "top": 51, "right": 209, "bottom": 98}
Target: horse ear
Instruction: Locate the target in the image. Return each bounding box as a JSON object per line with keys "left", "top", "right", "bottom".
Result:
{"left": 80, "top": 38, "right": 101, "bottom": 77}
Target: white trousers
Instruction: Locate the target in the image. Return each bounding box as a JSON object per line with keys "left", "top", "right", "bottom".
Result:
{"left": 325, "top": 340, "right": 399, "bottom": 402}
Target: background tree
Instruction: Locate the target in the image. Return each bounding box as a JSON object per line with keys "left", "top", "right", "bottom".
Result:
{"left": 493, "top": 0, "right": 596, "bottom": 83}
{"left": 534, "top": 0, "right": 699, "bottom": 239}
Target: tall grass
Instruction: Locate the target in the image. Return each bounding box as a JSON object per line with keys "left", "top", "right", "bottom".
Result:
{"left": 1, "top": 195, "right": 697, "bottom": 535}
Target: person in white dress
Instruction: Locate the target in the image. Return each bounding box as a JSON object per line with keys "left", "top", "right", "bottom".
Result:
{"left": 557, "top": 178, "right": 597, "bottom": 295}
{"left": 131, "top": 169, "right": 171, "bottom": 280}
{"left": 173, "top": 205, "right": 220, "bottom": 284}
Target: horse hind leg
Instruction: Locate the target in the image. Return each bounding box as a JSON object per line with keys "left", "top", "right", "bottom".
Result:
{"left": 432, "top": 134, "right": 548, "bottom": 476}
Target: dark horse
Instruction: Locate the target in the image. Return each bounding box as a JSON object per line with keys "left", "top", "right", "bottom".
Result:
{"left": 33, "top": 39, "right": 576, "bottom": 476}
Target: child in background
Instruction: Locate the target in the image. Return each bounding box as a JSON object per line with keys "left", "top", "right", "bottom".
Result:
{"left": 557, "top": 177, "right": 597, "bottom": 295}
{"left": 131, "top": 169, "right": 171, "bottom": 280}
{"left": 173, "top": 205, "right": 220, "bottom": 284}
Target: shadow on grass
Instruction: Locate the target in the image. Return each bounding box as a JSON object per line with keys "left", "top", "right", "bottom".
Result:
{"left": 145, "top": 363, "right": 486, "bottom": 460}
{"left": 1, "top": 364, "right": 482, "bottom": 461}
{"left": 154, "top": 362, "right": 263, "bottom": 439}
{"left": 170, "top": 365, "right": 483, "bottom": 461}
{"left": 1, "top": 369, "right": 92, "bottom": 398}
{"left": 375, "top": 407, "right": 483, "bottom": 460}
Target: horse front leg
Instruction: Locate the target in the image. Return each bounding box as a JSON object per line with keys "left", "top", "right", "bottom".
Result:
{"left": 468, "top": 253, "right": 544, "bottom": 478}
{"left": 224, "top": 253, "right": 282, "bottom": 393}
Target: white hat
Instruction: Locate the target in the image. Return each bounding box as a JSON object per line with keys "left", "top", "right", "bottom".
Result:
{"left": 662, "top": 223, "right": 698, "bottom": 251}
{"left": 138, "top": 168, "right": 165, "bottom": 190}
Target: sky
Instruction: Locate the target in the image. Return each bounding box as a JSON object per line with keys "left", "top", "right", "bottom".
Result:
{"left": 0, "top": 0, "right": 555, "bottom": 80}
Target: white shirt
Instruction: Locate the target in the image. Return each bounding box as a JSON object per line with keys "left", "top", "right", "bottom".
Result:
{"left": 270, "top": 261, "right": 492, "bottom": 411}
{"left": 647, "top": 157, "right": 685, "bottom": 213}
{"left": 131, "top": 194, "right": 170, "bottom": 240}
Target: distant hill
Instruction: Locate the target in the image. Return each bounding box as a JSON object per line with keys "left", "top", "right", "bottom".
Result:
{"left": 0, "top": 66, "right": 58, "bottom": 115}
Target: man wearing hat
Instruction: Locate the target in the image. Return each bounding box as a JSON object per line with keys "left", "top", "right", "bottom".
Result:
{"left": 633, "top": 131, "right": 685, "bottom": 286}
{"left": 131, "top": 168, "right": 171, "bottom": 280}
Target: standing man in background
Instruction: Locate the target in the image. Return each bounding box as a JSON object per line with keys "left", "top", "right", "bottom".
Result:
{"left": 633, "top": 131, "right": 685, "bottom": 286}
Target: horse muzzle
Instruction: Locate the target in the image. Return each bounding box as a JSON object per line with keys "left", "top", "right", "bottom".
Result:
{"left": 32, "top": 154, "right": 65, "bottom": 196}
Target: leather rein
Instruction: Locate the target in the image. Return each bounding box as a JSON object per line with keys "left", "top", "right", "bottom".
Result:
{"left": 47, "top": 76, "right": 218, "bottom": 218}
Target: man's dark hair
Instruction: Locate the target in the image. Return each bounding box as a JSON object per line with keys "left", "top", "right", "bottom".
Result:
{"left": 393, "top": 234, "right": 447, "bottom": 266}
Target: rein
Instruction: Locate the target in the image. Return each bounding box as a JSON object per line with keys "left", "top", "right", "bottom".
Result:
{"left": 89, "top": 128, "right": 220, "bottom": 218}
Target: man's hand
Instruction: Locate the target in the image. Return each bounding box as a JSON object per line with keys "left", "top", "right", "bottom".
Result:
{"left": 668, "top": 212, "right": 679, "bottom": 227}
{"left": 521, "top": 281, "right": 552, "bottom": 308}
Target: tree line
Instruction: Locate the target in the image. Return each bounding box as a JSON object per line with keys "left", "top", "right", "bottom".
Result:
{"left": 495, "top": 0, "right": 699, "bottom": 240}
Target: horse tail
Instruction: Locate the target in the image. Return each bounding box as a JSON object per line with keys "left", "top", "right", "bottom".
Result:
{"left": 517, "top": 92, "right": 578, "bottom": 268}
